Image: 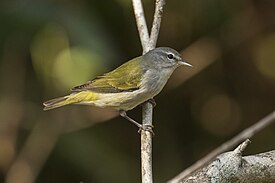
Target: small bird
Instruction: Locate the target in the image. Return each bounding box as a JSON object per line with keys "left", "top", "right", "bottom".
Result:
{"left": 43, "top": 47, "right": 192, "bottom": 131}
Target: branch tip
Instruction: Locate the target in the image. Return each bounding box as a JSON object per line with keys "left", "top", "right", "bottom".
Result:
{"left": 234, "top": 139, "right": 251, "bottom": 155}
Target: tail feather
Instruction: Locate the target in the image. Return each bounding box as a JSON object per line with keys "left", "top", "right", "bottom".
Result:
{"left": 43, "top": 91, "right": 98, "bottom": 111}
{"left": 43, "top": 96, "right": 72, "bottom": 111}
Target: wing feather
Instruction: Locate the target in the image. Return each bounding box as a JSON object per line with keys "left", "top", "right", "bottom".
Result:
{"left": 71, "top": 57, "right": 144, "bottom": 93}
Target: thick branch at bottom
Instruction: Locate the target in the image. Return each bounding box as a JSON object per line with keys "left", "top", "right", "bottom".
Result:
{"left": 173, "top": 140, "right": 275, "bottom": 183}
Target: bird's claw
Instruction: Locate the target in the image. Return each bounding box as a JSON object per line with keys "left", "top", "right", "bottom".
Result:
{"left": 148, "top": 99, "right": 157, "bottom": 108}
{"left": 138, "top": 124, "right": 155, "bottom": 136}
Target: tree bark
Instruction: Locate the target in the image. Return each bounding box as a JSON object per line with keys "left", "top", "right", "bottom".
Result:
{"left": 169, "top": 140, "right": 275, "bottom": 183}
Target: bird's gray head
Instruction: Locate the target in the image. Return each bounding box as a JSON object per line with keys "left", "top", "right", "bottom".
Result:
{"left": 143, "top": 47, "right": 192, "bottom": 69}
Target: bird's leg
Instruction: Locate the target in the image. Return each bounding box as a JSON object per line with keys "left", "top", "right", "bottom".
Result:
{"left": 119, "top": 110, "right": 154, "bottom": 135}
{"left": 119, "top": 110, "right": 142, "bottom": 128}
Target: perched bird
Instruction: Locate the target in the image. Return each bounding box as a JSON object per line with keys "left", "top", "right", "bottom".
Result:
{"left": 43, "top": 47, "right": 192, "bottom": 131}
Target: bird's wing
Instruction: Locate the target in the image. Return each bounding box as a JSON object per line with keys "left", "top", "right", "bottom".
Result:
{"left": 71, "top": 57, "right": 144, "bottom": 93}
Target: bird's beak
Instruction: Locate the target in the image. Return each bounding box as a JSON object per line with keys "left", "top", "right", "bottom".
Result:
{"left": 179, "top": 60, "right": 192, "bottom": 67}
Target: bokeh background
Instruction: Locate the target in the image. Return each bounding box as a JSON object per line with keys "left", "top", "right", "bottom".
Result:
{"left": 1, "top": 0, "right": 275, "bottom": 182}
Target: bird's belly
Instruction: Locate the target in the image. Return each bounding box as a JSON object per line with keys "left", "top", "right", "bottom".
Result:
{"left": 91, "top": 89, "right": 154, "bottom": 111}
{"left": 92, "top": 78, "right": 167, "bottom": 111}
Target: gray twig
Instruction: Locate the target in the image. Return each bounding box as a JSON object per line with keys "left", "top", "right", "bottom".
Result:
{"left": 132, "top": 0, "right": 150, "bottom": 53}
{"left": 168, "top": 110, "right": 275, "bottom": 183}
{"left": 132, "top": 0, "right": 166, "bottom": 183}
{"left": 149, "top": 0, "right": 165, "bottom": 49}
{"left": 233, "top": 139, "right": 251, "bottom": 155}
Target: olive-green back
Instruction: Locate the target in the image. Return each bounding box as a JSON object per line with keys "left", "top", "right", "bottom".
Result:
{"left": 72, "top": 57, "right": 144, "bottom": 93}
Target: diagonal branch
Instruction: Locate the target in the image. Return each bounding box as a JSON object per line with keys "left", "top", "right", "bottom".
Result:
{"left": 149, "top": 0, "right": 165, "bottom": 49}
{"left": 168, "top": 110, "right": 275, "bottom": 183}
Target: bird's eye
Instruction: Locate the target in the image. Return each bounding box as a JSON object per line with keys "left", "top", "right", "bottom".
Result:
{"left": 167, "top": 54, "right": 174, "bottom": 59}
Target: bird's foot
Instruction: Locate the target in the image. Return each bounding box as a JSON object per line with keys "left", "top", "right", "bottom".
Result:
{"left": 138, "top": 124, "right": 154, "bottom": 136}
{"left": 148, "top": 98, "right": 156, "bottom": 108}
{"left": 119, "top": 110, "right": 154, "bottom": 136}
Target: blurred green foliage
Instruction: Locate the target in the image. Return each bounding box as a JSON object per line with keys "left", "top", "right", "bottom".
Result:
{"left": 0, "top": 0, "right": 275, "bottom": 183}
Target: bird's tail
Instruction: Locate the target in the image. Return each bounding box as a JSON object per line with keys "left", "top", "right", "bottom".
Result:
{"left": 43, "top": 96, "right": 73, "bottom": 110}
{"left": 43, "top": 91, "right": 99, "bottom": 111}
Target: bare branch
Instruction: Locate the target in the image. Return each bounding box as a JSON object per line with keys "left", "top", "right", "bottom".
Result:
{"left": 149, "top": 0, "right": 165, "bottom": 49}
{"left": 132, "top": 1, "right": 154, "bottom": 182}
{"left": 168, "top": 110, "right": 275, "bottom": 183}
{"left": 5, "top": 121, "right": 60, "bottom": 183}
{"left": 171, "top": 140, "right": 275, "bottom": 183}
{"left": 132, "top": 0, "right": 166, "bottom": 183}
{"left": 132, "top": 0, "right": 150, "bottom": 53}
{"left": 141, "top": 111, "right": 153, "bottom": 183}
{"left": 233, "top": 139, "right": 251, "bottom": 155}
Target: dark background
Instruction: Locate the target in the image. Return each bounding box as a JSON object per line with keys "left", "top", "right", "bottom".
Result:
{"left": 0, "top": 0, "right": 275, "bottom": 182}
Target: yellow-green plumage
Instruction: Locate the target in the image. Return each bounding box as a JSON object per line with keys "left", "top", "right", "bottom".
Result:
{"left": 43, "top": 91, "right": 99, "bottom": 110}
{"left": 72, "top": 57, "right": 143, "bottom": 92}
{"left": 43, "top": 57, "right": 144, "bottom": 111}
{"left": 43, "top": 47, "right": 192, "bottom": 112}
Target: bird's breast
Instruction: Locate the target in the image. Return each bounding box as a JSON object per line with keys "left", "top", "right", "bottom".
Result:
{"left": 141, "top": 68, "right": 174, "bottom": 96}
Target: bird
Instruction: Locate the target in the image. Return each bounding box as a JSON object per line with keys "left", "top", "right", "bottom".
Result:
{"left": 43, "top": 47, "right": 192, "bottom": 131}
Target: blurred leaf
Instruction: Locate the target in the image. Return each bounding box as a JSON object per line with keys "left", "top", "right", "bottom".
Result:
{"left": 30, "top": 24, "right": 70, "bottom": 89}
{"left": 52, "top": 47, "right": 105, "bottom": 90}
{"left": 254, "top": 33, "right": 275, "bottom": 80}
